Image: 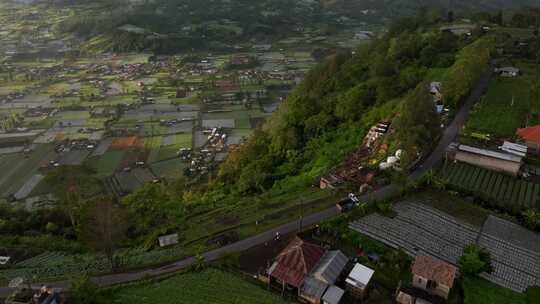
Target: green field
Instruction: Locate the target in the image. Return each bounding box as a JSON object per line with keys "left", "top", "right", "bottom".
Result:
{"left": 465, "top": 76, "right": 539, "bottom": 138}
{"left": 88, "top": 151, "right": 126, "bottom": 177}
{"left": 439, "top": 162, "right": 540, "bottom": 211}
{"left": 106, "top": 268, "right": 294, "bottom": 304}
{"left": 463, "top": 277, "right": 528, "bottom": 304}
{"left": 151, "top": 158, "right": 186, "bottom": 180}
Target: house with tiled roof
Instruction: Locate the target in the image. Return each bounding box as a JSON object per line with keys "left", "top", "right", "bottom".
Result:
{"left": 517, "top": 125, "right": 540, "bottom": 153}
{"left": 411, "top": 256, "right": 457, "bottom": 299}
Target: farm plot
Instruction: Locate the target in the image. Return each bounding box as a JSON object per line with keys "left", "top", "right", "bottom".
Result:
{"left": 106, "top": 268, "right": 294, "bottom": 304}
{"left": 109, "top": 168, "right": 156, "bottom": 195}
{"left": 87, "top": 150, "right": 126, "bottom": 177}
{"left": 3, "top": 94, "right": 52, "bottom": 109}
{"left": 110, "top": 136, "right": 142, "bottom": 150}
{"left": 202, "top": 109, "right": 251, "bottom": 129}
{"left": 13, "top": 174, "right": 44, "bottom": 200}
{"left": 464, "top": 76, "right": 540, "bottom": 138}
{"left": 151, "top": 159, "right": 186, "bottom": 180}
{"left": 439, "top": 162, "right": 540, "bottom": 210}
{"left": 57, "top": 150, "right": 90, "bottom": 165}
{"left": 0, "top": 247, "right": 184, "bottom": 283}
{"left": 0, "top": 144, "right": 55, "bottom": 198}
{"left": 91, "top": 138, "right": 112, "bottom": 157}
{"left": 146, "top": 134, "right": 192, "bottom": 163}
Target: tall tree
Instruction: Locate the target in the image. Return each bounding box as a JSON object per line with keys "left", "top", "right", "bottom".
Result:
{"left": 79, "top": 196, "right": 128, "bottom": 270}
{"left": 394, "top": 83, "right": 440, "bottom": 167}
{"left": 44, "top": 165, "right": 102, "bottom": 227}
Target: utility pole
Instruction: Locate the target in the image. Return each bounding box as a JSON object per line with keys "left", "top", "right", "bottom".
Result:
{"left": 298, "top": 198, "right": 304, "bottom": 232}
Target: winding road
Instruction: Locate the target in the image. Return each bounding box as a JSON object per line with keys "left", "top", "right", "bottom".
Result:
{"left": 0, "top": 68, "right": 494, "bottom": 298}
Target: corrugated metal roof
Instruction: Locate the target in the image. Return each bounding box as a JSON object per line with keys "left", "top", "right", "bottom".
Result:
{"left": 322, "top": 285, "right": 345, "bottom": 304}
{"left": 300, "top": 276, "right": 328, "bottom": 300}
{"left": 502, "top": 141, "right": 527, "bottom": 153}
{"left": 269, "top": 237, "right": 326, "bottom": 288}
{"left": 458, "top": 144, "right": 522, "bottom": 163}
{"left": 311, "top": 250, "right": 348, "bottom": 284}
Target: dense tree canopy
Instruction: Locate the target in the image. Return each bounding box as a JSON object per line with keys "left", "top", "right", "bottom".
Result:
{"left": 217, "top": 18, "right": 493, "bottom": 195}
{"left": 393, "top": 83, "right": 441, "bottom": 167}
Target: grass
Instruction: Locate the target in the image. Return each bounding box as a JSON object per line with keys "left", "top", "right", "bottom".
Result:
{"left": 411, "top": 189, "right": 491, "bottom": 227}
{"left": 465, "top": 76, "right": 538, "bottom": 138}
{"left": 87, "top": 151, "right": 126, "bottom": 177}
{"left": 463, "top": 277, "right": 527, "bottom": 304}
{"left": 105, "top": 268, "right": 294, "bottom": 304}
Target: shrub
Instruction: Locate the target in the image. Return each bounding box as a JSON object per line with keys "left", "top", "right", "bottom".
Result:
{"left": 459, "top": 244, "right": 492, "bottom": 277}
{"left": 70, "top": 274, "right": 105, "bottom": 304}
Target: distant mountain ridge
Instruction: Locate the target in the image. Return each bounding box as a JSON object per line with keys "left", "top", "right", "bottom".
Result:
{"left": 45, "top": 0, "right": 540, "bottom": 53}
{"left": 327, "top": 0, "right": 540, "bottom": 18}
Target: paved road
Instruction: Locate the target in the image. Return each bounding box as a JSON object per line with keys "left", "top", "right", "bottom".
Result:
{"left": 0, "top": 68, "right": 493, "bottom": 297}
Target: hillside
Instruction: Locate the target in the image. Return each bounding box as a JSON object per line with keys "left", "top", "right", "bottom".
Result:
{"left": 217, "top": 16, "right": 494, "bottom": 195}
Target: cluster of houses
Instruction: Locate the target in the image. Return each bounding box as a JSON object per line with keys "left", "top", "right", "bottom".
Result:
{"left": 266, "top": 237, "right": 457, "bottom": 304}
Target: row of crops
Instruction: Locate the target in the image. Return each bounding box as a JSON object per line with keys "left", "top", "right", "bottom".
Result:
{"left": 0, "top": 247, "right": 184, "bottom": 283}
{"left": 439, "top": 162, "right": 540, "bottom": 210}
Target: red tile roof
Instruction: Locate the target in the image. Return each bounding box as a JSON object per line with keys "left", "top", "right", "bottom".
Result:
{"left": 269, "top": 237, "right": 326, "bottom": 288}
{"left": 411, "top": 256, "right": 457, "bottom": 288}
{"left": 518, "top": 125, "right": 540, "bottom": 143}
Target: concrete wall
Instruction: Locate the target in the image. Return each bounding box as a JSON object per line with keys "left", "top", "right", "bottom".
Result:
{"left": 455, "top": 151, "right": 521, "bottom": 176}
{"left": 412, "top": 275, "right": 450, "bottom": 299}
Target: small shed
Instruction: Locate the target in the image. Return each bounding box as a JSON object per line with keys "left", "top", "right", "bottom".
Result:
{"left": 158, "top": 233, "right": 179, "bottom": 247}
{"left": 495, "top": 67, "right": 520, "bottom": 77}
{"left": 345, "top": 263, "right": 375, "bottom": 299}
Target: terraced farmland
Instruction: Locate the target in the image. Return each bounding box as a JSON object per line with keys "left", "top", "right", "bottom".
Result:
{"left": 440, "top": 162, "right": 540, "bottom": 210}
{"left": 0, "top": 247, "right": 183, "bottom": 283}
